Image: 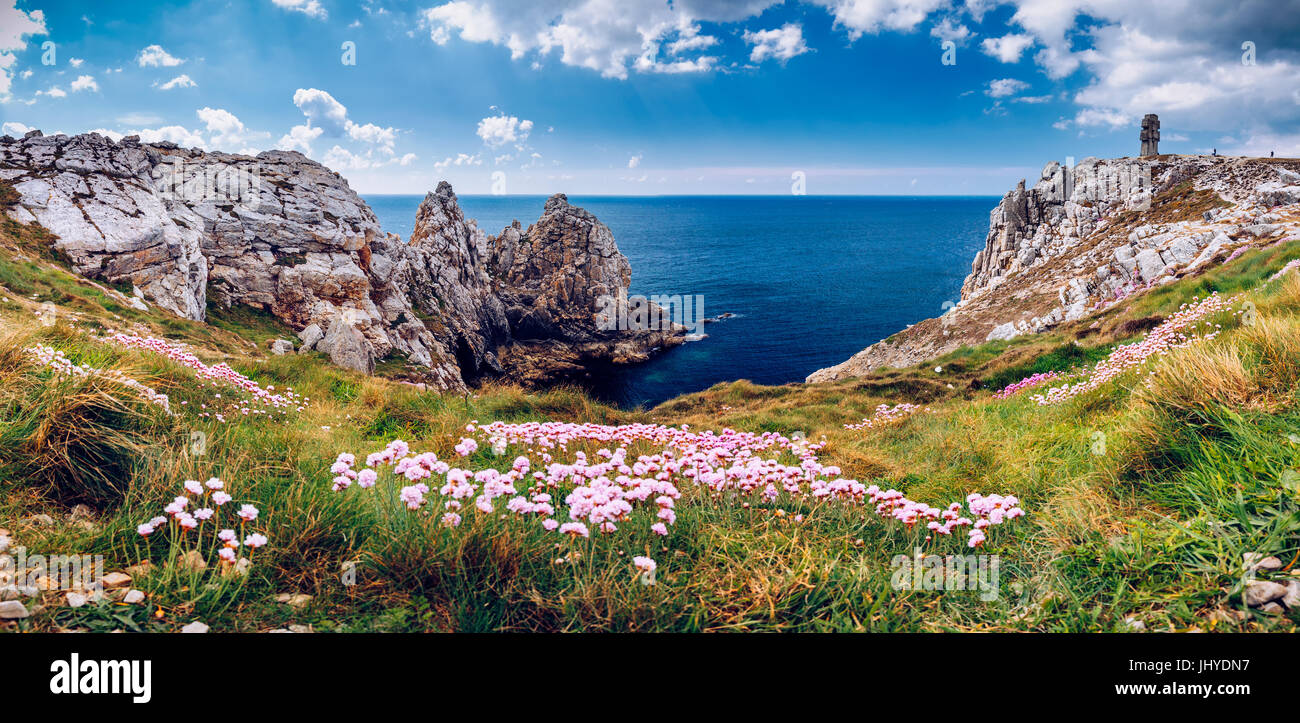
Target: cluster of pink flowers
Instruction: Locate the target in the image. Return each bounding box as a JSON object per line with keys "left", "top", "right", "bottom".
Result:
{"left": 331, "top": 421, "right": 1024, "bottom": 572}
{"left": 26, "top": 344, "right": 172, "bottom": 413}
{"left": 1031, "top": 292, "right": 1239, "bottom": 405}
{"left": 843, "top": 403, "right": 930, "bottom": 431}
{"left": 869, "top": 488, "right": 1024, "bottom": 548}
{"left": 1269, "top": 258, "right": 1300, "bottom": 282}
{"left": 136, "top": 476, "right": 268, "bottom": 568}
{"left": 992, "top": 370, "right": 1067, "bottom": 400}
{"left": 106, "top": 333, "right": 307, "bottom": 419}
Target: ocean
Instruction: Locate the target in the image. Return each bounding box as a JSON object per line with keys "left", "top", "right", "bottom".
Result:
{"left": 365, "top": 194, "right": 996, "bottom": 408}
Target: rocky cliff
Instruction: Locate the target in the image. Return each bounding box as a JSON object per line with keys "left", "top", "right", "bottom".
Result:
{"left": 808, "top": 154, "right": 1300, "bottom": 383}
{"left": 0, "top": 130, "right": 681, "bottom": 388}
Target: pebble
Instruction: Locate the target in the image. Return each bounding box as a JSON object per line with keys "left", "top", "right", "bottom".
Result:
{"left": 176, "top": 550, "right": 207, "bottom": 572}
{"left": 1243, "top": 580, "right": 1289, "bottom": 607}
{"left": 1122, "top": 616, "right": 1146, "bottom": 631}
{"left": 65, "top": 592, "right": 88, "bottom": 608}
{"left": 69, "top": 504, "right": 94, "bottom": 520}
{"left": 0, "top": 600, "right": 30, "bottom": 619}
{"left": 1259, "top": 602, "right": 1285, "bottom": 615}
{"left": 0, "top": 535, "right": 10, "bottom": 554}
{"left": 125, "top": 561, "right": 153, "bottom": 578}
{"left": 1243, "top": 553, "right": 1284, "bottom": 572}
{"left": 100, "top": 572, "right": 131, "bottom": 589}
{"left": 1283, "top": 580, "right": 1300, "bottom": 609}
{"left": 180, "top": 621, "right": 209, "bottom": 634}
{"left": 28, "top": 514, "right": 54, "bottom": 526}
{"left": 122, "top": 590, "right": 145, "bottom": 605}
{"left": 275, "top": 593, "right": 313, "bottom": 608}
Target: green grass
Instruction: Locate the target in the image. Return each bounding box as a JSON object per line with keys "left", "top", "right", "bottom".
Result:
{"left": 2, "top": 201, "right": 1299, "bottom": 632}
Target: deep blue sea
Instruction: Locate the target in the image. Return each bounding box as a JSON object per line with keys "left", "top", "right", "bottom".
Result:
{"left": 365, "top": 195, "right": 995, "bottom": 408}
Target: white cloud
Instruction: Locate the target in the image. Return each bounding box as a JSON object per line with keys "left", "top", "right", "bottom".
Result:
{"left": 0, "top": 0, "right": 46, "bottom": 97}
{"left": 137, "top": 44, "right": 185, "bottom": 67}
{"left": 807, "top": 0, "right": 946, "bottom": 40}
{"left": 156, "top": 74, "right": 195, "bottom": 90}
{"left": 69, "top": 74, "right": 98, "bottom": 92}
{"left": 627, "top": 153, "right": 642, "bottom": 168}
{"left": 277, "top": 124, "right": 323, "bottom": 153}
{"left": 271, "top": 0, "right": 327, "bottom": 20}
{"left": 346, "top": 121, "right": 396, "bottom": 151}
{"left": 929, "top": 17, "right": 970, "bottom": 45}
{"left": 132, "top": 125, "right": 205, "bottom": 147}
{"left": 476, "top": 114, "right": 532, "bottom": 148}
{"left": 197, "top": 107, "right": 271, "bottom": 153}
{"left": 292, "top": 87, "right": 350, "bottom": 134}
{"left": 285, "top": 88, "right": 404, "bottom": 160}
{"left": 87, "top": 127, "right": 124, "bottom": 141}
{"left": 1067, "top": 13, "right": 1300, "bottom": 133}
{"left": 986, "top": 77, "right": 1028, "bottom": 98}
{"left": 423, "top": 0, "right": 776, "bottom": 79}
{"left": 666, "top": 25, "right": 718, "bottom": 55}
{"left": 2, "top": 120, "right": 32, "bottom": 135}
{"left": 434, "top": 152, "right": 483, "bottom": 170}
{"left": 69, "top": 57, "right": 84, "bottom": 67}
{"left": 37, "top": 85, "right": 66, "bottom": 98}
{"left": 744, "top": 24, "right": 809, "bottom": 63}
{"left": 980, "top": 33, "right": 1034, "bottom": 63}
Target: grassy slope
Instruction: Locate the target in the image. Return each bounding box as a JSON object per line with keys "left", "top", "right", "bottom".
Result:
{"left": 1, "top": 189, "right": 1298, "bottom": 632}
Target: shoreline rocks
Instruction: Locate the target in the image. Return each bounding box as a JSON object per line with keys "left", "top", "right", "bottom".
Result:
{"left": 1, "top": 131, "right": 683, "bottom": 389}
{"left": 808, "top": 154, "right": 1300, "bottom": 383}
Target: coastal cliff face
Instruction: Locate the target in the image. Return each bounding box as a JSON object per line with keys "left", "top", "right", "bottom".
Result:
{"left": 0, "top": 130, "right": 679, "bottom": 388}
{"left": 808, "top": 154, "right": 1300, "bottom": 383}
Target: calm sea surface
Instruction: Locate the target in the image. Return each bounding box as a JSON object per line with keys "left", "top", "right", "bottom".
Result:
{"left": 365, "top": 194, "right": 995, "bottom": 408}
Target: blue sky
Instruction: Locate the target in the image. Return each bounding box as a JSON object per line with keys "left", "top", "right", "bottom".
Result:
{"left": 2, "top": 0, "right": 1299, "bottom": 194}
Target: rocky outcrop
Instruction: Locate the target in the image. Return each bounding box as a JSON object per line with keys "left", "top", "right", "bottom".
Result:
{"left": 0, "top": 130, "right": 682, "bottom": 389}
{"left": 487, "top": 193, "right": 684, "bottom": 384}
{"left": 808, "top": 154, "right": 1300, "bottom": 383}
{"left": 402, "top": 182, "right": 511, "bottom": 382}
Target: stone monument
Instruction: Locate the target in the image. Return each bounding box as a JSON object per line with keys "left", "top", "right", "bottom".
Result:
{"left": 1140, "top": 114, "right": 1160, "bottom": 156}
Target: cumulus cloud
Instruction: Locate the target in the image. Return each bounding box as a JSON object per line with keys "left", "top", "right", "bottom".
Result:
{"left": 156, "top": 74, "right": 196, "bottom": 90}
{"left": 744, "top": 24, "right": 809, "bottom": 63}
{"left": 69, "top": 74, "right": 98, "bottom": 92}
{"left": 2, "top": 120, "right": 32, "bottom": 136}
{"left": 980, "top": 33, "right": 1034, "bottom": 63}
{"left": 197, "top": 107, "right": 270, "bottom": 153}
{"left": 930, "top": 17, "right": 971, "bottom": 45}
{"left": 287, "top": 87, "right": 399, "bottom": 150}
{"left": 807, "top": 0, "right": 946, "bottom": 40}
{"left": 422, "top": 0, "right": 775, "bottom": 79}
{"left": 132, "top": 125, "right": 205, "bottom": 147}
{"left": 277, "top": 123, "right": 323, "bottom": 153}
{"left": 0, "top": 0, "right": 46, "bottom": 97}
{"left": 1062, "top": 5, "right": 1300, "bottom": 133}
{"left": 986, "top": 77, "right": 1029, "bottom": 98}
{"left": 271, "top": 0, "right": 327, "bottom": 20}
{"left": 627, "top": 153, "right": 642, "bottom": 169}
{"left": 291, "top": 88, "right": 349, "bottom": 134}
{"left": 137, "top": 44, "right": 185, "bottom": 67}
{"left": 434, "top": 152, "right": 483, "bottom": 170}
{"left": 476, "top": 113, "right": 533, "bottom": 148}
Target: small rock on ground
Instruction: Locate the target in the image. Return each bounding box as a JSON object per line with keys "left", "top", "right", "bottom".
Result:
{"left": 0, "top": 600, "right": 30, "bottom": 619}
{"left": 1244, "top": 580, "right": 1289, "bottom": 607}
{"left": 180, "top": 621, "right": 209, "bottom": 634}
